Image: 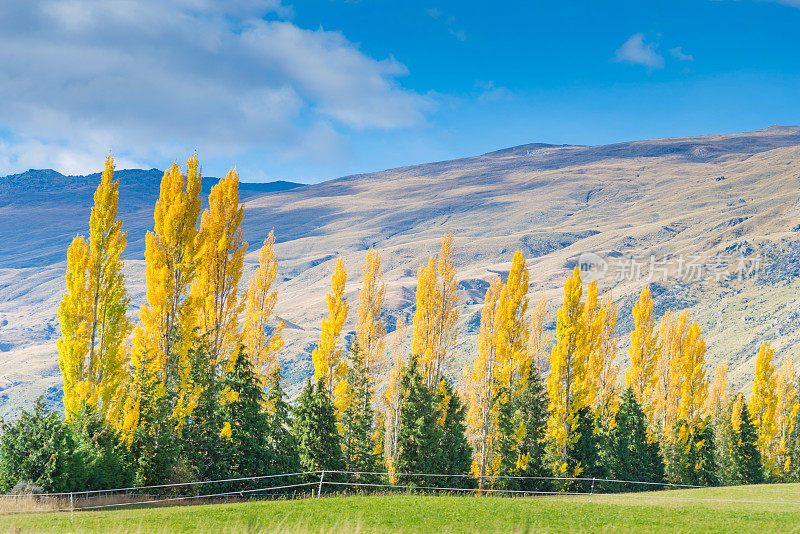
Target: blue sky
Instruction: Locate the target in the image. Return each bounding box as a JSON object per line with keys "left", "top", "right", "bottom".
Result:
{"left": 0, "top": 1, "right": 798, "bottom": 183}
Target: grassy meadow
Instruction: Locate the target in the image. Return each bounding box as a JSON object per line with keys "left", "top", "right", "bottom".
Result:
{"left": 2, "top": 484, "right": 800, "bottom": 533}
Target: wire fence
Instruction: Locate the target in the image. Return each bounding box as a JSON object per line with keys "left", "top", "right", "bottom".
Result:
{"left": 3, "top": 469, "right": 800, "bottom": 521}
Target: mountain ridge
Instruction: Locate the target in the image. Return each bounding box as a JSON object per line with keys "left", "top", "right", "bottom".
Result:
{"left": 1, "top": 125, "right": 800, "bottom": 419}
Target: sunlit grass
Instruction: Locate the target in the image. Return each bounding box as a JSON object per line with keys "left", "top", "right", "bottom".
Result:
{"left": 2, "top": 484, "right": 800, "bottom": 533}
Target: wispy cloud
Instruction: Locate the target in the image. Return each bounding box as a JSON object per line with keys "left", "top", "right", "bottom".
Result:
{"left": 0, "top": 1, "right": 431, "bottom": 175}
{"left": 670, "top": 46, "right": 694, "bottom": 62}
{"left": 474, "top": 81, "right": 513, "bottom": 103}
{"left": 426, "top": 7, "right": 466, "bottom": 41}
{"left": 761, "top": 0, "right": 800, "bottom": 6}
{"left": 613, "top": 33, "right": 664, "bottom": 69}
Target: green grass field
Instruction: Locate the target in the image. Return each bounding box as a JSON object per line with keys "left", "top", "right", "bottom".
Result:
{"left": 3, "top": 484, "right": 800, "bottom": 533}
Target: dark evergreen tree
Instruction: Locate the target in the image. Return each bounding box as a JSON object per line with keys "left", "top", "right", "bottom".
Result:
{"left": 222, "top": 348, "right": 274, "bottom": 486}
{"left": 604, "top": 387, "right": 664, "bottom": 492}
{"left": 395, "top": 355, "right": 439, "bottom": 487}
{"left": 432, "top": 378, "right": 472, "bottom": 488}
{"left": 565, "top": 406, "right": 605, "bottom": 491}
{"left": 72, "top": 405, "right": 135, "bottom": 491}
{"left": 665, "top": 418, "right": 718, "bottom": 487}
{"left": 0, "top": 398, "right": 84, "bottom": 492}
{"left": 264, "top": 369, "right": 301, "bottom": 479}
{"left": 340, "top": 344, "right": 380, "bottom": 483}
{"left": 181, "top": 340, "right": 229, "bottom": 486}
{"left": 497, "top": 368, "right": 551, "bottom": 492}
{"left": 293, "top": 378, "right": 344, "bottom": 483}
{"left": 130, "top": 330, "right": 194, "bottom": 488}
{"left": 731, "top": 399, "right": 763, "bottom": 485}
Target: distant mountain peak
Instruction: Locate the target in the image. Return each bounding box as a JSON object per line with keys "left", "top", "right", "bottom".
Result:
{"left": 482, "top": 143, "right": 576, "bottom": 157}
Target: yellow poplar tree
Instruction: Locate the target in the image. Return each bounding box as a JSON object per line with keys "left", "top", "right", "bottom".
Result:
{"left": 193, "top": 169, "right": 247, "bottom": 369}
{"left": 125, "top": 157, "right": 203, "bottom": 434}
{"left": 356, "top": 247, "right": 387, "bottom": 384}
{"left": 626, "top": 286, "right": 659, "bottom": 419}
{"left": 751, "top": 341, "right": 778, "bottom": 472}
{"left": 774, "top": 358, "right": 799, "bottom": 477}
{"left": 527, "top": 295, "right": 550, "bottom": 373}
{"left": 58, "top": 155, "right": 132, "bottom": 419}
{"left": 546, "top": 266, "right": 589, "bottom": 473}
{"left": 242, "top": 230, "right": 285, "bottom": 389}
{"left": 585, "top": 288, "right": 619, "bottom": 428}
{"left": 495, "top": 251, "right": 530, "bottom": 392}
{"left": 464, "top": 276, "right": 503, "bottom": 489}
{"left": 312, "top": 258, "right": 349, "bottom": 411}
{"left": 677, "top": 321, "right": 708, "bottom": 427}
{"left": 383, "top": 316, "right": 408, "bottom": 481}
{"left": 706, "top": 362, "right": 730, "bottom": 421}
{"left": 652, "top": 311, "right": 688, "bottom": 439}
{"left": 412, "top": 233, "right": 460, "bottom": 388}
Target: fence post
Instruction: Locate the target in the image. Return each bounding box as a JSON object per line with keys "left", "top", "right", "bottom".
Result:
{"left": 591, "top": 477, "right": 596, "bottom": 495}
{"left": 317, "top": 470, "right": 325, "bottom": 499}
{"left": 70, "top": 492, "right": 74, "bottom": 524}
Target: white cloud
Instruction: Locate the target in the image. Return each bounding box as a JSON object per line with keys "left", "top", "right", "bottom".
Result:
{"left": 613, "top": 33, "right": 664, "bottom": 69}
{"left": 669, "top": 46, "right": 694, "bottom": 62}
{"left": 0, "top": 1, "right": 430, "bottom": 175}
{"left": 761, "top": 0, "right": 800, "bottom": 6}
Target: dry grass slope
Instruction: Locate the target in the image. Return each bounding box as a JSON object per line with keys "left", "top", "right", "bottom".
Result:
{"left": 2, "top": 126, "right": 800, "bottom": 415}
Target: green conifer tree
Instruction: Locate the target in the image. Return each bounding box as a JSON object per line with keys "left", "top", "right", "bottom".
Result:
{"left": 604, "top": 387, "right": 665, "bottom": 492}
{"left": 732, "top": 399, "right": 763, "bottom": 485}
{"left": 498, "top": 367, "right": 551, "bottom": 492}
{"left": 565, "top": 406, "right": 604, "bottom": 490}
{"left": 666, "top": 418, "right": 718, "bottom": 487}
{"left": 340, "top": 344, "right": 380, "bottom": 482}
{"left": 181, "top": 338, "right": 228, "bottom": 485}
{"left": 0, "top": 398, "right": 85, "bottom": 493}
{"left": 432, "top": 379, "right": 472, "bottom": 488}
{"left": 71, "top": 406, "right": 135, "bottom": 491}
{"left": 222, "top": 349, "right": 273, "bottom": 486}
{"left": 293, "top": 378, "right": 345, "bottom": 483}
{"left": 395, "top": 355, "right": 439, "bottom": 486}
{"left": 264, "top": 369, "right": 301, "bottom": 480}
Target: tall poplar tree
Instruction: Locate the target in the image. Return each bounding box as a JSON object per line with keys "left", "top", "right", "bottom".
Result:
{"left": 547, "top": 266, "right": 589, "bottom": 473}
{"left": 125, "top": 157, "right": 203, "bottom": 435}
{"left": 652, "top": 310, "right": 688, "bottom": 440}
{"left": 242, "top": 230, "right": 285, "bottom": 390}
{"left": 677, "top": 321, "right": 708, "bottom": 429}
{"left": 626, "top": 286, "right": 659, "bottom": 420}
{"left": 311, "top": 258, "right": 349, "bottom": 413}
{"left": 750, "top": 341, "right": 778, "bottom": 474}
{"left": 412, "top": 233, "right": 460, "bottom": 388}
{"left": 585, "top": 286, "right": 619, "bottom": 428}
{"left": 58, "top": 156, "right": 132, "bottom": 419}
{"left": 382, "top": 317, "right": 407, "bottom": 479}
{"left": 464, "top": 276, "right": 502, "bottom": 490}
{"left": 356, "top": 247, "right": 387, "bottom": 385}
{"left": 527, "top": 295, "right": 550, "bottom": 373}
{"left": 495, "top": 251, "right": 530, "bottom": 392}
{"left": 193, "top": 169, "right": 247, "bottom": 369}
{"left": 774, "top": 359, "right": 799, "bottom": 479}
